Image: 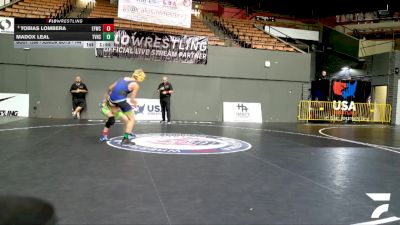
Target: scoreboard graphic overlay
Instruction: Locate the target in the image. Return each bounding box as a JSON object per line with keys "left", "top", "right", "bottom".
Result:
{"left": 14, "top": 18, "right": 114, "bottom": 48}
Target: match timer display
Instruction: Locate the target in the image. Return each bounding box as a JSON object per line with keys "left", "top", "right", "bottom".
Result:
{"left": 14, "top": 18, "right": 115, "bottom": 48}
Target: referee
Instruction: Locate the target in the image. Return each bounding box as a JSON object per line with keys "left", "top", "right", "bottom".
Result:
{"left": 69, "top": 75, "right": 88, "bottom": 119}
{"left": 157, "top": 76, "right": 173, "bottom": 124}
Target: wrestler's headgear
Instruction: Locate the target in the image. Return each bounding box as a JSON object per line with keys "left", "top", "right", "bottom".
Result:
{"left": 132, "top": 69, "right": 146, "bottom": 82}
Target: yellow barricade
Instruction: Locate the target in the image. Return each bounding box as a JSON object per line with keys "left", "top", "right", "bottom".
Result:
{"left": 297, "top": 101, "right": 392, "bottom": 123}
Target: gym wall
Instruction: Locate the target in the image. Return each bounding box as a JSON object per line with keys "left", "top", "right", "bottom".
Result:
{"left": 0, "top": 34, "right": 312, "bottom": 122}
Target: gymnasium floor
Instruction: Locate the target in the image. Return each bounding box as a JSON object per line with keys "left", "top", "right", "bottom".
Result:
{"left": 0, "top": 118, "right": 399, "bottom": 225}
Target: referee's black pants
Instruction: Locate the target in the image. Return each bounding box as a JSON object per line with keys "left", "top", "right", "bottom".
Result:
{"left": 160, "top": 97, "right": 171, "bottom": 122}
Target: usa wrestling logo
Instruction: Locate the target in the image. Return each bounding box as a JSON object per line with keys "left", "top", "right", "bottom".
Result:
{"left": 333, "top": 80, "right": 358, "bottom": 99}
{"left": 107, "top": 133, "right": 252, "bottom": 154}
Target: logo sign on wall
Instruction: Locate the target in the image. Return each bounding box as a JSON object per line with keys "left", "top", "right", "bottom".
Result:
{"left": 95, "top": 30, "right": 208, "bottom": 65}
{"left": 118, "top": 0, "right": 192, "bottom": 28}
{"left": 0, "top": 17, "right": 14, "bottom": 34}
{"left": 107, "top": 133, "right": 252, "bottom": 155}
{"left": 128, "top": 98, "right": 161, "bottom": 121}
{"left": 223, "top": 102, "right": 262, "bottom": 123}
{"left": 333, "top": 80, "right": 358, "bottom": 99}
{"left": 332, "top": 80, "right": 358, "bottom": 119}
{"left": 0, "top": 93, "right": 29, "bottom": 117}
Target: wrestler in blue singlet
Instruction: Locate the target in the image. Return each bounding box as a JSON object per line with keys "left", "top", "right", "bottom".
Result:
{"left": 109, "top": 78, "right": 136, "bottom": 112}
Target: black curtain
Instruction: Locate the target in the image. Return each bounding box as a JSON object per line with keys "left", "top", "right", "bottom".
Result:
{"left": 311, "top": 79, "right": 330, "bottom": 101}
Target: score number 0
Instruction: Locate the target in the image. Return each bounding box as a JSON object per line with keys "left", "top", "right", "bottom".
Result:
{"left": 102, "top": 24, "right": 115, "bottom": 41}
{"left": 102, "top": 24, "right": 114, "bottom": 32}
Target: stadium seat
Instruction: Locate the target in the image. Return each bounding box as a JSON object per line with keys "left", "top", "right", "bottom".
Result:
{"left": 89, "top": 0, "right": 225, "bottom": 46}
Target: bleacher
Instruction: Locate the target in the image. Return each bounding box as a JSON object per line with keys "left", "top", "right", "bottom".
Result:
{"left": 0, "top": 0, "right": 300, "bottom": 51}
{"left": 330, "top": 11, "right": 400, "bottom": 39}
{"left": 88, "top": 0, "right": 225, "bottom": 46}
{"left": 214, "top": 17, "right": 297, "bottom": 52}
{"left": 0, "top": 0, "right": 72, "bottom": 18}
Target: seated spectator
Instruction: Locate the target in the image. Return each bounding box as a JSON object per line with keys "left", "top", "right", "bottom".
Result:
{"left": 69, "top": 75, "right": 88, "bottom": 119}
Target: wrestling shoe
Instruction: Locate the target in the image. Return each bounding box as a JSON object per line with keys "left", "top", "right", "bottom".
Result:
{"left": 99, "top": 136, "right": 109, "bottom": 142}
{"left": 121, "top": 138, "right": 135, "bottom": 145}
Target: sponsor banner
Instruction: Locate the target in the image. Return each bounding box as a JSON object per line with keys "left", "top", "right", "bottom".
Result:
{"left": 96, "top": 29, "right": 208, "bottom": 64}
{"left": 0, "top": 93, "right": 29, "bottom": 117}
{"left": 129, "top": 98, "right": 162, "bottom": 120}
{"left": 107, "top": 133, "right": 252, "bottom": 155}
{"left": 118, "top": 0, "right": 192, "bottom": 28}
{"left": 223, "top": 102, "right": 262, "bottom": 123}
{"left": 0, "top": 17, "right": 14, "bottom": 34}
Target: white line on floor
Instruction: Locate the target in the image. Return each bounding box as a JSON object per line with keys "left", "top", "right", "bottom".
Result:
{"left": 1, "top": 122, "right": 400, "bottom": 155}
{"left": 351, "top": 216, "right": 400, "bottom": 225}
{"left": 319, "top": 127, "right": 400, "bottom": 154}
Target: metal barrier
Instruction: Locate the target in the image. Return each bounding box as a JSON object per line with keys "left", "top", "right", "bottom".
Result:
{"left": 298, "top": 100, "right": 392, "bottom": 123}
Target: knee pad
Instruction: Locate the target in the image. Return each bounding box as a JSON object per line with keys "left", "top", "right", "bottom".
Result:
{"left": 105, "top": 116, "right": 115, "bottom": 128}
